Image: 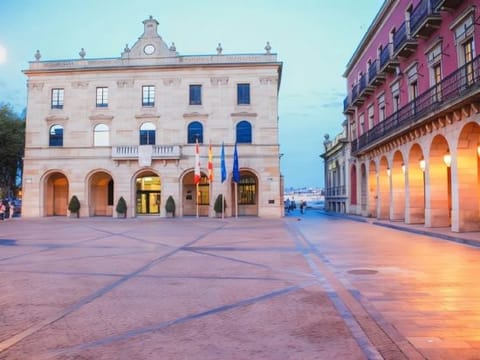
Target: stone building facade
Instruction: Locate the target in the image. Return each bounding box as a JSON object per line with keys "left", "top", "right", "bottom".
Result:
{"left": 321, "top": 122, "right": 349, "bottom": 213}
{"left": 22, "top": 17, "right": 283, "bottom": 218}
{"left": 342, "top": 0, "right": 480, "bottom": 232}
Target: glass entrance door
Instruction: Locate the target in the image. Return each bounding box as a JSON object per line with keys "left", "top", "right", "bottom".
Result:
{"left": 136, "top": 191, "right": 160, "bottom": 214}
{"left": 136, "top": 175, "right": 161, "bottom": 215}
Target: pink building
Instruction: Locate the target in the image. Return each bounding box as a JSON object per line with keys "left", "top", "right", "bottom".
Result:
{"left": 342, "top": 0, "right": 480, "bottom": 232}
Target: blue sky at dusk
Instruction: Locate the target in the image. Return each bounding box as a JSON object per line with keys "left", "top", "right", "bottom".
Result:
{"left": 0, "top": 0, "right": 383, "bottom": 188}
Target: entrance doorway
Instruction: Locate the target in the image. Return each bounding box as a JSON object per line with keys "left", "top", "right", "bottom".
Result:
{"left": 136, "top": 175, "right": 161, "bottom": 215}
{"left": 45, "top": 172, "right": 69, "bottom": 216}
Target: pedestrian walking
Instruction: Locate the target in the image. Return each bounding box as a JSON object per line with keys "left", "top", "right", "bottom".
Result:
{"left": 0, "top": 201, "right": 5, "bottom": 220}
{"left": 9, "top": 201, "right": 15, "bottom": 219}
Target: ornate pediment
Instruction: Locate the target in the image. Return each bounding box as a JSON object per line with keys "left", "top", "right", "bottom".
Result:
{"left": 122, "top": 16, "right": 178, "bottom": 59}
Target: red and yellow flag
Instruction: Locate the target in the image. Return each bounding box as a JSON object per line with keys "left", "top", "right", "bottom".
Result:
{"left": 208, "top": 142, "right": 213, "bottom": 183}
{"left": 194, "top": 139, "right": 201, "bottom": 184}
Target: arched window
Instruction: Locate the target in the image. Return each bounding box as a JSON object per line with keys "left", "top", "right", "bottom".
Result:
{"left": 94, "top": 123, "right": 109, "bottom": 146}
{"left": 239, "top": 173, "right": 257, "bottom": 204}
{"left": 49, "top": 124, "right": 63, "bottom": 146}
{"left": 139, "top": 122, "right": 156, "bottom": 145}
{"left": 236, "top": 121, "right": 252, "bottom": 143}
{"left": 188, "top": 121, "right": 203, "bottom": 143}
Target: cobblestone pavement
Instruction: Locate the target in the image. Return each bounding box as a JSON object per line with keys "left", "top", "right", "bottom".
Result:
{"left": 1, "top": 212, "right": 480, "bottom": 359}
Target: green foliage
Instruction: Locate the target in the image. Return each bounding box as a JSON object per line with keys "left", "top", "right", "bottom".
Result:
{"left": 0, "top": 104, "right": 25, "bottom": 198}
{"left": 214, "top": 194, "right": 227, "bottom": 213}
{"left": 165, "top": 195, "right": 175, "bottom": 216}
{"left": 116, "top": 196, "right": 127, "bottom": 217}
{"left": 68, "top": 195, "right": 80, "bottom": 217}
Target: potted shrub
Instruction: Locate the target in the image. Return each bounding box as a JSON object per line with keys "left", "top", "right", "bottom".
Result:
{"left": 165, "top": 195, "right": 175, "bottom": 217}
{"left": 68, "top": 195, "right": 80, "bottom": 218}
{"left": 214, "top": 194, "right": 227, "bottom": 217}
{"left": 116, "top": 196, "right": 127, "bottom": 218}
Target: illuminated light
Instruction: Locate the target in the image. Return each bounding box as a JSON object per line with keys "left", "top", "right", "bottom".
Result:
{"left": 401, "top": 162, "right": 405, "bottom": 174}
{"left": 419, "top": 158, "right": 426, "bottom": 172}
{"left": 477, "top": 145, "right": 480, "bottom": 157}
{"left": 386, "top": 167, "right": 391, "bottom": 177}
{"left": 443, "top": 151, "right": 451, "bottom": 167}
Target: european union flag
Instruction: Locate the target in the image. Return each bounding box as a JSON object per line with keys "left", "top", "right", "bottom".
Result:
{"left": 221, "top": 142, "right": 227, "bottom": 183}
{"left": 233, "top": 142, "right": 240, "bottom": 183}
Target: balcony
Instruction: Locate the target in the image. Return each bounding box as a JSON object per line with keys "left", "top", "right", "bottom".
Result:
{"left": 343, "top": 96, "right": 355, "bottom": 114}
{"left": 433, "top": 0, "right": 463, "bottom": 11}
{"left": 351, "top": 53, "right": 480, "bottom": 155}
{"left": 410, "top": 0, "right": 442, "bottom": 39}
{"left": 112, "top": 145, "right": 181, "bottom": 161}
{"left": 368, "top": 59, "right": 386, "bottom": 86}
{"left": 359, "top": 72, "right": 375, "bottom": 98}
{"left": 393, "top": 21, "right": 417, "bottom": 58}
{"left": 325, "top": 185, "right": 346, "bottom": 198}
{"left": 379, "top": 44, "right": 399, "bottom": 73}
{"left": 351, "top": 83, "right": 365, "bottom": 106}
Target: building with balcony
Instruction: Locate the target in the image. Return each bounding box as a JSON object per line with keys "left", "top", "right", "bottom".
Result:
{"left": 343, "top": 0, "right": 480, "bottom": 232}
{"left": 321, "top": 122, "right": 349, "bottom": 213}
{"left": 22, "top": 17, "right": 283, "bottom": 218}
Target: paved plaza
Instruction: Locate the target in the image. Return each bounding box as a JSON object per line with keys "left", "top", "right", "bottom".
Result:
{"left": 1, "top": 211, "right": 480, "bottom": 359}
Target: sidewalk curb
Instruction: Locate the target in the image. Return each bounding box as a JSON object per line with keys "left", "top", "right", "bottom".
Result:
{"left": 321, "top": 210, "right": 480, "bottom": 248}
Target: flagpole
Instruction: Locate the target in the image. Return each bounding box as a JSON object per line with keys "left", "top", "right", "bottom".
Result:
{"left": 196, "top": 183, "right": 199, "bottom": 218}
{"left": 235, "top": 183, "right": 238, "bottom": 219}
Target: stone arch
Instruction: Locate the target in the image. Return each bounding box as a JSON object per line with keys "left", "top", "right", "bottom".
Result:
{"left": 360, "top": 162, "right": 367, "bottom": 214}
{"left": 368, "top": 159, "right": 377, "bottom": 217}
{"left": 406, "top": 143, "right": 425, "bottom": 224}
{"left": 182, "top": 170, "right": 210, "bottom": 216}
{"left": 427, "top": 134, "right": 451, "bottom": 227}
{"left": 391, "top": 150, "right": 405, "bottom": 220}
{"left": 455, "top": 121, "right": 480, "bottom": 231}
{"left": 378, "top": 156, "right": 389, "bottom": 219}
{"left": 350, "top": 163, "right": 357, "bottom": 206}
{"left": 133, "top": 169, "right": 161, "bottom": 216}
{"left": 233, "top": 169, "right": 259, "bottom": 216}
{"left": 42, "top": 170, "right": 69, "bottom": 216}
{"left": 87, "top": 170, "right": 114, "bottom": 217}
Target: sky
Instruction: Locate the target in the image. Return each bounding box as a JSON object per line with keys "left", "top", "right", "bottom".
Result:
{"left": 0, "top": 0, "right": 384, "bottom": 189}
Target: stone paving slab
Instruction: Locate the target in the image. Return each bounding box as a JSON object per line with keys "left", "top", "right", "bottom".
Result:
{"left": 3, "top": 212, "right": 480, "bottom": 359}
{"left": 0, "top": 217, "right": 367, "bottom": 360}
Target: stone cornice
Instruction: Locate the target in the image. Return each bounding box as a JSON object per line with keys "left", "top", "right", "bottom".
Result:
{"left": 230, "top": 111, "right": 257, "bottom": 117}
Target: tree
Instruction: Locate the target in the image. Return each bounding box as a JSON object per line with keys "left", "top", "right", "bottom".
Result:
{"left": 68, "top": 195, "right": 81, "bottom": 218}
{"left": 0, "top": 104, "right": 25, "bottom": 199}
{"left": 116, "top": 196, "right": 127, "bottom": 218}
{"left": 214, "top": 194, "right": 227, "bottom": 214}
{"left": 165, "top": 195, "right": 175, "bottom": 217}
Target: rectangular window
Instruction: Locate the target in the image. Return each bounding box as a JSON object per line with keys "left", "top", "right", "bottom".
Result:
{"left": 433, "top": 63, "right": 442, "bottom": 101}
{"left": 142, "top": 85, "right": 155, "bottom": 107}
{"left": 237, "top": 83, "right": 250, "bottom": 105}
{"left": 96, "top": 87, "right": 108, "bottom": 107}
{"left": 378, "top": 94, "right": 385, "bottom": 122}
{"left": 51, "top": 88, "right": 64, "bottom": 109}
{"left": 359, "top": 113, "right": 365, "bottom": 135}
{"left": 189, "top": 85, "right": 202, "bottom": 105}
{"left": 367, "top": 105, "right": 374, "bottom": 129}
{"left": 464, "top": 39, "right": 474, "bottom": 85}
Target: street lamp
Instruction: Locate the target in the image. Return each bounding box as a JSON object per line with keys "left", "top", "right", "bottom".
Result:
{"left": 419, "top": 157, "right": 426, "bottom": 172}
{"left": 443, "top": 150, "right": 451, "bottom": 167}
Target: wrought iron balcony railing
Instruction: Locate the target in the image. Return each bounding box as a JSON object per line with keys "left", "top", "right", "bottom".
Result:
{"left": 393, "top": 21, "right": 417, "bottom": 57}
{"left": 410, "top": 0, "right": 442, "bottom": 38}
{"left": 352, "top": 53, "right": 480, "bottom": 155}
{"left": 325, "top": 185, "right": 346, "bottom": 197}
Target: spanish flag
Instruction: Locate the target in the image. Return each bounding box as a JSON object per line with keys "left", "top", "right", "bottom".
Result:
{"left": 194, "top": 139, "right": 201, "bottom": 184}
{"left": 208, "top": 141, "right": 213, "bottom": 183}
